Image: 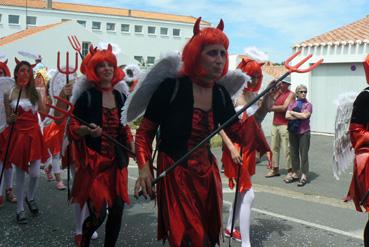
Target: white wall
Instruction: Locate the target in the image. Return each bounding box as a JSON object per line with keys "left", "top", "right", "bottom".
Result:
{"left": 0, "top": 5, "right": 201, "bottom": 66}
{"left": 0, "top": 21, "right": 101, "bottom": 73}
{"left": 310, "top": 63, "right": 366, "bottom": 134}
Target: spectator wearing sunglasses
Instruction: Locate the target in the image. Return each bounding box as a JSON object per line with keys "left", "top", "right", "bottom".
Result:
{"left": 285, "top": 84, "right": 312, "bottom": 187}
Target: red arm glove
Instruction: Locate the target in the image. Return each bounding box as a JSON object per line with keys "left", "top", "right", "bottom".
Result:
{"left": 135, "top": 117, "right": 158, "bottom": 168}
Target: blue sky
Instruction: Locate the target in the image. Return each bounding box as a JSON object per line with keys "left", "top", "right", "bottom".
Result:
{"left": 59, "top": 0, "right": 368, "bottom": 62}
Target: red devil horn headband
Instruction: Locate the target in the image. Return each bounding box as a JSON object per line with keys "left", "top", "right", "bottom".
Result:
{"left": 217, "top": 19, "right": 224, "bottom": 31}
{"left": 107, "top": 44, "right": 112, "bottom": 52}
{"left": 15, "top": 57, "right": 21, "bottom": 65}
{"left": 193, "top": 17, "right": 201, "bottom": 35}
{"left": 4, "top": 59, "right": 8, "bottom": 64}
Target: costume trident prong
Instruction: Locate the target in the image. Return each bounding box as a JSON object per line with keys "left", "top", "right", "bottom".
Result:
{"left": 39, "top": 96, "right": 136, "bottom": 157}
{"left": 68, "top": 35, "right": 84, "bottom": 59}
{"left": 57, "top": 51, "right": 79, "bottom": 85}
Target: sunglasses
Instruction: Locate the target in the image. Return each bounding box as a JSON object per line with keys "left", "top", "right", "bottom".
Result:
{"left": 298, "top": 91, "right": 307, "bottom": 94}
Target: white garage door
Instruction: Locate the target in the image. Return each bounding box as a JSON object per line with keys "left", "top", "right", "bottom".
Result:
{"left": 310, "top": 63, "right": 366, "bottom": 134}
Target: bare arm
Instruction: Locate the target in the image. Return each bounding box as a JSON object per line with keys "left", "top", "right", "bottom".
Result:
{"left": 270, "top": 92, "right": 295, "bottom": 112}
{"left": 219, "top": 129, "right": 242, "bottom": 165}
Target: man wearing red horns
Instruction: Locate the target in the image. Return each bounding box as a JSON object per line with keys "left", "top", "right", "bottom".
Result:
{"left": 134, "top": 17, "right": 253, "bottom": 247}
{"left": 68, "top": 44, "right": 134, "bottom": 246}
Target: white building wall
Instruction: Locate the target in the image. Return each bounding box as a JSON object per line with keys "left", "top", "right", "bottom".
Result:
{"left": 0, "top": 21, "right": 103, "bottom": 73}
{"left": 290, "top": 42, "right": 369, "bottom": 134}
{"left": 0, "top": 5, "right": 202, "bottom": 66}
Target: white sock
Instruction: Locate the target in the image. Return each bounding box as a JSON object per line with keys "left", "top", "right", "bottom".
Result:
{"left": 74, "top": 203, "right": 89, "bottom": 235}
{"left": 27, "top": 160, "right": 40, "bottom": 201}
{"left": 239, "top": 188, "right": 255, "bottom": 247}
{"left": 5, "top": 165, "right": 14, "bottom": 190}
{"left": 15, "top": 166, "right": 26, "bottom": 213}
{"left": 226, "top": 191, "right": 244, "bottom": 231}
{"left": 51, "top": 154, "right": 61, "bottom": 174}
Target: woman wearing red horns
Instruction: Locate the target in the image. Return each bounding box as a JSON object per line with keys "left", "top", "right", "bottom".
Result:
{"left": 134, "top": 17, "right": 249, "bottom": 247}
{"left": 68, "top": 44, "right": 133, "bottom": 246}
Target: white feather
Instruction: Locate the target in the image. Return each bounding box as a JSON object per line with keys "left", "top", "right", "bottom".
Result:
{"left": 121, "top": 52, "right": 181, "bottom": 125}
{"left": 332, "top": 92, "right": 357, "bottom": 180}
{"left": 124, "top": 64, "right": 141, "bottom": 82}
{"left": 243, "top": 47, "right": 269, "bottom": 63}
{"left": 0, "top": 77, "right": 15, "bottom": 132}
{"left": 114, "top": 80, "right": 130, "bottom": 97}
{"left": 18, "top": 50, "right": 38, "bottom": 60}
{"left": 70, "top": 75, "right": 91, "bottom": 105}
{"left": 216, "top": 69, "right": 249, "bottom": 100}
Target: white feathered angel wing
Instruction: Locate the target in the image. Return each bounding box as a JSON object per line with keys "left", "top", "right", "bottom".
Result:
{"left": 216, "top": 68, "right": 249, "bottom": 100}
{"left": 121, "top": 52, "right": 181, "bottom": 125}
{"left": 332, "top": 92, "right": 357, "bottom": 180}
{"left": 114, "top": 80, "right": 130, "bottom": 98}
{"left": 0, "top": 77, "right": 15, "bottom": 132}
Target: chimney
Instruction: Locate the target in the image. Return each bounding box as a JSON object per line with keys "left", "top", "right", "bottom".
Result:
{"left": 47, "top": 0, "right": 52, "bottom": 9}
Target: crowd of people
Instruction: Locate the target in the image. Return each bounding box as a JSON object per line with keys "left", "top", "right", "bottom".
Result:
{"left": 0, "top": 16, "right": 367, "bottom": 247}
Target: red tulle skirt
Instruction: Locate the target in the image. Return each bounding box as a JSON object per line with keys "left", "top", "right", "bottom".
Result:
{"left": 0, "top": 110, "right": 49, "bottom": 171}
{"left": 43, "top": 120, "right": 66, "bottom": 156}
{"left": 156, "top": 149, "right": 222, "bottom": 247}
{"left": 71, "top": 143, "right": 129, "bottom": 215}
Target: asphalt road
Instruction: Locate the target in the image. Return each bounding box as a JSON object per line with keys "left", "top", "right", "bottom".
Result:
{"left": 0, "top": 134, "right": 365, "bottom": 246}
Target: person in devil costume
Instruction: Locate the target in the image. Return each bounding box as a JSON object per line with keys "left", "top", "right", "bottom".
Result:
{"left": 67, "top": 44, "right": 134, "bottom": 247}
{"left": 1, "top": 59, "right": 49, "bottom": 223}
{"left": 347, "top": 54, "right": 369, "bottom": 246}
{"left": 0, "top": 58, "right": 17, "bottom": 207}
{"left": 221, "top": 57, "right": 272, "bottom": 246}
{"left": 134, "top": 17, "right": 262, "bottom": 247}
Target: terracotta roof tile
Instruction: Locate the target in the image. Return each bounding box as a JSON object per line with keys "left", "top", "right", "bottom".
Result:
{"left": 262, "top": 62, "right": 288, "bottom": 79}
{"left": 295, "top": 15, "right": 369, "bottom": 47}
{"left": 0, "top": 22, "right": 63, "bottom": 46}
{"left": 0, "top": 0, "right": 210, "bottom": 25}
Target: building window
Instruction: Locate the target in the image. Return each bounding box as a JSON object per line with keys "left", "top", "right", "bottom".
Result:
{"left": 77, "top": 20, "right": 86, "bottom": 27}
{"left": 121, "top": 24, "right": 129, "bottom": 32}
{"left": 8, "top": 15, "right": 20, "bottom": 25}
{"left": 92, "top": 21, "right": 101, "bottom": 30}
{"left": 147, "top": 56, "right": 155, "bottom": 65}
{"left": 134, "top": 25, "right": 143, "bottom": 33}
{"left": 107, "top": 22, "right": 116, "bottom": 31}
{"left": 27, "top": 16, "right": 37, "bottom": 26}
{"left": 61, "top": 18, "right": 71, "bottom": 22}
{"left": 148, "top": 26, "right": 156, "bottom": 35}
{"left": 173, "top": 28, "right": 180, "bottom": 37}
{"left": 0, "top": 14, "right": 3, "bottom": 24}
{"left": 82, "top": 41, "right": 91, "bottom": 57}
{"left": 160, "top": 27, "right": 168, "bottom": 36}
{"left": 134, "top": 56, "right": 144, "bottom": 65}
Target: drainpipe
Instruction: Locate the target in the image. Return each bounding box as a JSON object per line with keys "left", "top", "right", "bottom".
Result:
{"left": 47, "top": 0, "right": 52, "bottom": 9}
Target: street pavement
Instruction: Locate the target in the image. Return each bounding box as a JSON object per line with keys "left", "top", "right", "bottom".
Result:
{"left": 0, "top": 134, "right": 365, "bottom": 246}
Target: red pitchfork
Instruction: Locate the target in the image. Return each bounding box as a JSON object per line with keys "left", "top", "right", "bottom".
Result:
{"left": 68, "top": 35, "right": 84, "bottom": 59}
{"left": 57, "top": 51, "right": 79, "bottom": 86}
